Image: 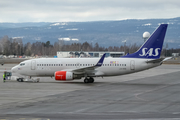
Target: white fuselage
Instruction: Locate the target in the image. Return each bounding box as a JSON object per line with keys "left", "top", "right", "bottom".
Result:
{"left": 11, "top": 24, "right": 168, "bottom": 82}
{"left": 11, "top": 57, "right": 160, "bottom": 78}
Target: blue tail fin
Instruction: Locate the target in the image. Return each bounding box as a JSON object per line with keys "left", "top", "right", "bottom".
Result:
{"left": 122, "top": 24, "right": 168, "bottom": 59}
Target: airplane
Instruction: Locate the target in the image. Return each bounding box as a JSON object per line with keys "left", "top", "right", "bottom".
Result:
{"left": 11, "top": 24, "right": 170, "bottom": 83}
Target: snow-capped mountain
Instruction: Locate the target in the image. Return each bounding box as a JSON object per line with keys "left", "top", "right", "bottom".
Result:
{"left": 0, "top": 17, "right": 180, "bottom": 48}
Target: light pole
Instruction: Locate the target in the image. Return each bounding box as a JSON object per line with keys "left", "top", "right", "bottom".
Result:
{"left": 0, "top": 43, "right": 3, "bottom": 54}
{"left": 18, "top": 43, "right": 21, "bottom": 56}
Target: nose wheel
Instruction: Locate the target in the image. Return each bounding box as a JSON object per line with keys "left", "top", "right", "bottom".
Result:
{"left": 84, "top": 77, "right": 94, "bottom": 83}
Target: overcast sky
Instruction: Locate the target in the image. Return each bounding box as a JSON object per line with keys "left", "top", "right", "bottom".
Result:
{"left": 0, "top": 0, "right": 180, "bottom": 22}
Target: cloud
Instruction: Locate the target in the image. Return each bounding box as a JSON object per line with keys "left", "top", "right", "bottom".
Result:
{"left": 0, "top": 0, "right": 180, "bottom": 22}
{"left": 66, "top": 28, "right": 78, "bottom": 31}
{"left": 58, "top": 37, "right": 79, "bottom": 41}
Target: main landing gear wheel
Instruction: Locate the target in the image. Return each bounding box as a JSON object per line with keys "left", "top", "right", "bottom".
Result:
{"left": 84, "top": 79, "right": 89, "bottom": 83}
{"left": 84, "top": 77, "right": 94, "bottom": 83}
{"left": 17, "top": 78, "right": 24, "bottom": 82}
{"left": 89, "top": 77, "right": 94, "bottom": 83}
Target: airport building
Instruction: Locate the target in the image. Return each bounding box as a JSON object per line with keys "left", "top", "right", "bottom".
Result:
{"left": 57, "top": 51, "right": 125, "bottom": 58}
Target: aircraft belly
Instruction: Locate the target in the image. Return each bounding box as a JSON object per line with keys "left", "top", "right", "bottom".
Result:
{"left": 100, "top": 67, "right": 128, "bottom": 76}
{"left": 32, "top": 68, "right": 54, "bottom": 76}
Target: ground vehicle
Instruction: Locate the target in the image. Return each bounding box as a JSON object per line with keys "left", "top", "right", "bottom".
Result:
{"left": 3, "top": 71, "right": 39, "bottom": 82}
{"left": 3, "top": 71, "right": 12, "bottom": 80}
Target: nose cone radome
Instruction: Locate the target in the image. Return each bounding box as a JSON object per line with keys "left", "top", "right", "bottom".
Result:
{"left": 11, "top": 66, "right": 18, "bottom": 73}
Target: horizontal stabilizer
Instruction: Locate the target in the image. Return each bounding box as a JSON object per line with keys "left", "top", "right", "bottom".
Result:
{"left": 162, "top": 57, "right": 172, "bottom": 62}
{"left": 146, "top": 57, "right": 172, "bottom": 63}
{"left": 146, "top": 58, "right": 165, "bottom": 63}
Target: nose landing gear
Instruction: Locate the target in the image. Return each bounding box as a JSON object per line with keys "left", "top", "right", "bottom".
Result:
{"left": 84, "top": 77, "right": 94, "bottom": 83}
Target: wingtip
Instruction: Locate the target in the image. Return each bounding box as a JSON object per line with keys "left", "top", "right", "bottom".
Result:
{"left": 95, "top": 53, "right": 106, "bottom": 66}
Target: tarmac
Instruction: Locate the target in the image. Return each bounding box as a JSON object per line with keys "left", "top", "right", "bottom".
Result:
{"left": 0, "top": 64, "right": 180, "bottom": 120}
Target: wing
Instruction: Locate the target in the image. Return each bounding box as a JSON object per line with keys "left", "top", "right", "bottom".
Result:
{"left": 62, "top": 53, "right": 106, "bottom": 75}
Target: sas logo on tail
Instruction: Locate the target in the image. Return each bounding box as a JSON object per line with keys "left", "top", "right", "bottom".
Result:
{"left": 139, "top": 48, "right": 160, "bottom": 57}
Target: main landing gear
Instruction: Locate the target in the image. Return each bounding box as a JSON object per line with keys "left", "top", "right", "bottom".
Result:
{"left": 84, "top": 77, "right": 94, "bottom": 83}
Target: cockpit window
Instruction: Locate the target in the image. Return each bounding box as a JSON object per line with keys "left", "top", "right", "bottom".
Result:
{"left": 20, "top": 63, "right": 25, "bottom": 66}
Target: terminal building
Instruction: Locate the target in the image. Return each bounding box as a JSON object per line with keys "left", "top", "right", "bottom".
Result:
{"left": 57, "top": 51, "right": 125, "bottom": 58}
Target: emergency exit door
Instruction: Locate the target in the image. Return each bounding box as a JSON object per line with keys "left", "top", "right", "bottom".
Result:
{"left": 130, "top": 60, "right": 135, "bottom": 70}
{"left": 31, "top": 60, "right": 36, "bottom": 70}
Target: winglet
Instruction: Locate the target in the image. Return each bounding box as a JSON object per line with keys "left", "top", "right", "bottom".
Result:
{"left": 95, "top": 53, "right": 106, "bottom": 66}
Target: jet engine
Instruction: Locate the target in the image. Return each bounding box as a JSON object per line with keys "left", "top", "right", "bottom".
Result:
{"left": 55, "top": 71, "right": 73, "bottom": 80}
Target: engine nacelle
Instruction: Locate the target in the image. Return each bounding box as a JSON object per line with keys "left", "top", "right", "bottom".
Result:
{"left": 55, "top": 71, "right": 73, "bottom": 81}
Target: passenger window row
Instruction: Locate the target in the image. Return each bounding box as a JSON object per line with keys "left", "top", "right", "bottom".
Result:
{"left": 65, "top": 64, "right": 126, "bottom": 66}
{"left": 102, "top": 64, "right": 126, "bottom": 66}
{"left": 37, "top": 64, "right": 63, "bottom": 66}
{"left": 37, "top": 64, "right": 126, "bottom": 67}
{"left": 66, "top": 64, "right": 95, "bottom": 66}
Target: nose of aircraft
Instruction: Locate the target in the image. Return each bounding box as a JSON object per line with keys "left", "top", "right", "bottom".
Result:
{"left": 11, "top": 65, "right": 18, "bottom": 73}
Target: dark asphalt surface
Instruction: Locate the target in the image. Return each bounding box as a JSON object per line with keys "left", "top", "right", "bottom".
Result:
{"left": 0, "top": 65, "right": 180, "bottom": 120}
